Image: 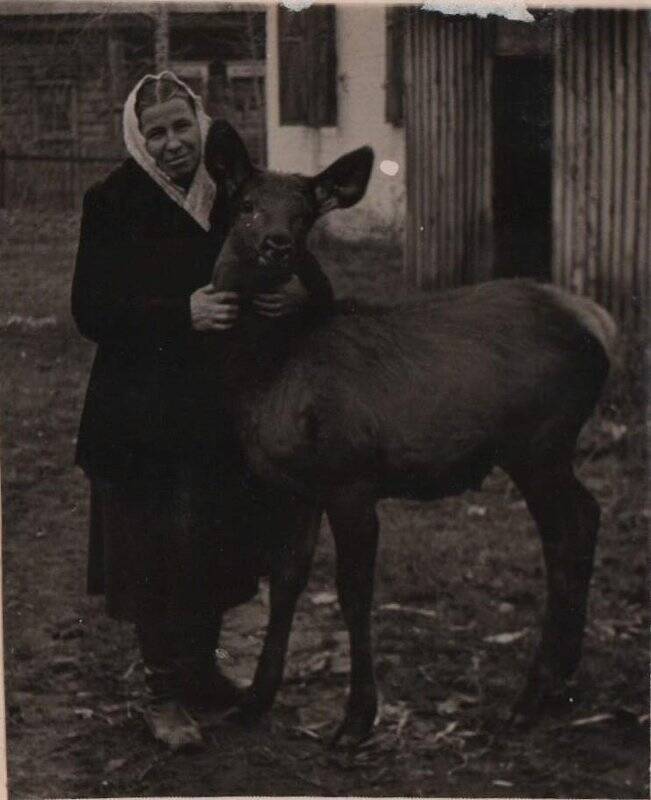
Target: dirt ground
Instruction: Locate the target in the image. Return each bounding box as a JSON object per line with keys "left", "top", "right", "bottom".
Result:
{"left": 1, "top": 212, "right": 648, "bottom": 799}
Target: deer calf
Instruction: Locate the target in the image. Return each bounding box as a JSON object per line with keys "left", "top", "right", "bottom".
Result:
{"left": 202, "top": 121, "right": 616, "bottom": 747}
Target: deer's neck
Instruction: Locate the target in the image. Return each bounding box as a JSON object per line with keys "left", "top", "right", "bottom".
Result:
{"left": 217, "top": 308, "right": 309, "bottom": 403}
{"left": 210, "top": 246, "right": 319, "bottom": 407}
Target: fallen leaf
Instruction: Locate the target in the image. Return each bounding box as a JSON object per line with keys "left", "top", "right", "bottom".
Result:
{"left": 380, "top": 602, "right": 438, "bottom": 620}
{"left": 437, "top": 697, "right": 461, "bottom": 716}
{"left": 381, "top": 702, "right": 409, "bottom": 720}
{"left": 455, "top": 693, "right": 479, "bottom": 706}
{"left": 483, "top": 628, "right": 529, "bottom": 645}
{"left": 291, "top": 653, "right": 328, "bottom": 679}
{"left": 258, "top": 583, "right": 270, "bottom": 607}
{"left": 120, "top": 660, "right": 138, "bottom": 681}
{"left": 329, "top": 654, "right": 350, "bottom": 675}
{"left": 105, "top": 758, "right": 127, "bottom": 773}
{"left": 604, "top": 421, "right": 627, "bottom": 441}
{"left": 292, "top": 726, "right": 322, "bottom": 740}
{"left": 434, "top": 692, "right": 479, "bottom": 716}
{"left": 73, "top": 708, "right": 94, "bottom": 720}
{"left": 51, "top": 657, "right": 79, "bottom": 674}
{"left": 99, "top": 703, "right": 126, "bottom": 714}
{"left": 331, "top": 630, "right": 349, "bottom": 645}
{"left": 467, "top": 504, "right": 487, "bottom": 517}
{"left": 396, "top": 709, "right": 411, "bottom": 737}
{"left": 310, "top": 591, "right": 338, "bottom": 606}
{"left": 449, "top": 621, "right": 477, "bottom": 632}
{"left": 2, "top": 314, "right": 57, "bottom": 330}
{"left": 428, "top": 720, "right": 458, "bottom": 745}
{"left": 296, "top": 710, "right": 332, "bottom": 730}
{"left": 570, "top": 713, "right": 614, "bottom": 727}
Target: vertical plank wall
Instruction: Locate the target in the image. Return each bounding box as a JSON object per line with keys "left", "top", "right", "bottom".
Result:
{"left": 553, "top": 10, "right": 650, "bottom": 324}
{"left": 404, "top": 11, "right": 493, "bottom": 288}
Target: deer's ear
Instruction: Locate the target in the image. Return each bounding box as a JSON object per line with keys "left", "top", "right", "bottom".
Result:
{"left": 204, "top": 119, "right": 255, "bottom": 190}
{"left": 311, "top": 146, "right": 374, "bottom": 216}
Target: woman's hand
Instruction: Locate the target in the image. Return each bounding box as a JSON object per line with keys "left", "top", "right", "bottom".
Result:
{"left": 252, "top": 276, "right": 309, "bottom": 319}
{"left": 190, "top": 285, "right": 240, "bottom": 331}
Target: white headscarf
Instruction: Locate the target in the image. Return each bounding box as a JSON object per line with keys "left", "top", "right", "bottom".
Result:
{"left": 123, "top": 71, "right": 217, "bottom": 232}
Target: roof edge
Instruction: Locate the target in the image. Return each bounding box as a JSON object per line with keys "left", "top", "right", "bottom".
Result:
{"left": 0, "top": 1, "right": 266, "bottom": 15}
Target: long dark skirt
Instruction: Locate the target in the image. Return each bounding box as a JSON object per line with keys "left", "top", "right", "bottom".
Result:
{"left": 87, "top": 457, "right": 264, "bottom": 625}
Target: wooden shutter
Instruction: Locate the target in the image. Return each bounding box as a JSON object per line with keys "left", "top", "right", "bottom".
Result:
{"left": 278, "top": 6, "right": 337, "bottom": 127}
{"left": 385, "top": 8, "right": 405, "bottom": 126}
{"left": 279, "top": 8, "right": 309, "bottom": 124}
{"left": 308, "top": 5, "right": 337, "bottom": 127}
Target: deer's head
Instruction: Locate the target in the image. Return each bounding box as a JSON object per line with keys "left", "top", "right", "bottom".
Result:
{"left": 205, "top": 121, "right": 374, "bottom": 294}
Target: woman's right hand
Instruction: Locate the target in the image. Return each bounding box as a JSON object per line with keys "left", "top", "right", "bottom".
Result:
{"left": 190, "top": 285, "right": 240, "bottom": 332}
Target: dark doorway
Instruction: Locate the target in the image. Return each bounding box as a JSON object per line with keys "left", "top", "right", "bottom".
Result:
{"left": 492, "top": 56, "right": 553, "bottom": 280}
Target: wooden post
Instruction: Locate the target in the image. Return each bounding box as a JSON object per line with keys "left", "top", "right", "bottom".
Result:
{"left": 245, "top": 11, "right": 266, "bottom": 166}
{"left": 0, "top": 148, "right": 5, "bottom": 209}
{"left": 154, "top": 4, "right": 170, "bottom": 72}
{"left": 108, "top": 25, "right": 126, "bottom": 142}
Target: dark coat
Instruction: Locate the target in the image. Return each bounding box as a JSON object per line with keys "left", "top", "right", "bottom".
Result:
{"left": 72, "top": 157, "right": 333, "bottom": 479}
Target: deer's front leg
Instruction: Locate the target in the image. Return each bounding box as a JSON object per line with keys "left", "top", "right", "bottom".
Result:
{"left": 239, "top": 498, "right": 321, "bottom": 721}
{"left": 327, "top": 482, "right": 379, "bottom": 748}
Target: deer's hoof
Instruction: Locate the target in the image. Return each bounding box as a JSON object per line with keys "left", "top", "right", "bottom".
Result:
{"left": 510, "top": 675, "right": 577, "bottom": 729}
{"left": 508, "top": 706, "right": 538, "bottom": 731}
{"left": 330, "top": 714, "right": 375, "bottom": 750}
{"left": 233, "top": 688, "right": 273, "bottom": 725}
{"left": 509, "top": 683, "right": 546, "bottom": 730}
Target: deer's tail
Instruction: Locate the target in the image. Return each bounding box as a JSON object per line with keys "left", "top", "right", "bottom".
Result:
{"left": 544, "top": 285, "right": 618, "bottom": 366}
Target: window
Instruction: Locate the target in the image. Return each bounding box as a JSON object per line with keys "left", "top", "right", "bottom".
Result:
{"left": 385, "top": 8, "right": 405, "bottom": 126}
{"left": 170, "top": 61, "right": 211, "bottom": 103}
{"left": 278, "top": 5, "right": 337, "bottom": 127}
{"left": 35, "top": 81, "right": 76, "bottom": 141}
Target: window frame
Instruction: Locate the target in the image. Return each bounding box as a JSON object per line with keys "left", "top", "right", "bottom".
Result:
{"left": 33, "top": 80, "right": 78, "bottom": 142}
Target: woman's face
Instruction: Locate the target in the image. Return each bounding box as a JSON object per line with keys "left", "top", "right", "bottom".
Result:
{"left": 140, "top": 96, "right": 201, "bottom": 186}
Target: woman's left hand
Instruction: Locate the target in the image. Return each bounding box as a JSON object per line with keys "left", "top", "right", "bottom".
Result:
{"left": 252, "top": 275, "right": 309, "bottom": 318}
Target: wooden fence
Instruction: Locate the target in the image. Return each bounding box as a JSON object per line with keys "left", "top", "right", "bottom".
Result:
{"left": 404, "top": 9, "right": 650, "bottom": 326}
{"left": 0, "top": 151, "right": 121, "bottom": 210}
{"left": 552, "top": 10, "right": 650, "bottom": 325}
{"left": 404, "top": 12, "right": 494, "bottom": 289}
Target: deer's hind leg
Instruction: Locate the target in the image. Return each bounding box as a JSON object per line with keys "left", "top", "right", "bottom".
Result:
{"left": 506, "top": 459, "right": 600, "bottom": 725}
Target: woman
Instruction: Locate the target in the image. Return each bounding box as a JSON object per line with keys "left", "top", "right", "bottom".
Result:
{"left": 71, "top": 72, "right": 333, "bottom": 748}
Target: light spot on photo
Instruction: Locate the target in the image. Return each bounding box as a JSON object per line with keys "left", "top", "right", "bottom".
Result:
{"left": 380, "top": 160, "right": 400, "bottom": 177}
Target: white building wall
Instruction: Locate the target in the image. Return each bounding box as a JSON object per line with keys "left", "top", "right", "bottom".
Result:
{"left": 266, "top": 5, "right": 405, "bottom": 241}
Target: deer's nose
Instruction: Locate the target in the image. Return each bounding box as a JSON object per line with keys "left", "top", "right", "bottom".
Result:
{"left": 264, "top": 232, "right": 292, "bottom": 252}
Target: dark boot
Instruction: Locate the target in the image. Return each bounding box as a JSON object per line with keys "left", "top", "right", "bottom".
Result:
{"left": 176, "top": 613, "right": 246, "bottom": 711}
{"left": 136, "top": 621, "right": 203, "bottom": 750}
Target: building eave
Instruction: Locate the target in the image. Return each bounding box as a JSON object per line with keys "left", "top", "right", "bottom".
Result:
{"left": 0, "top": 1, "right": 266, "bottom": 15}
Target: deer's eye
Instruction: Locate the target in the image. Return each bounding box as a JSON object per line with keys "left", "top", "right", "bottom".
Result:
{"left": 241, "top": 199, "right": 254, "bottom": 214}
